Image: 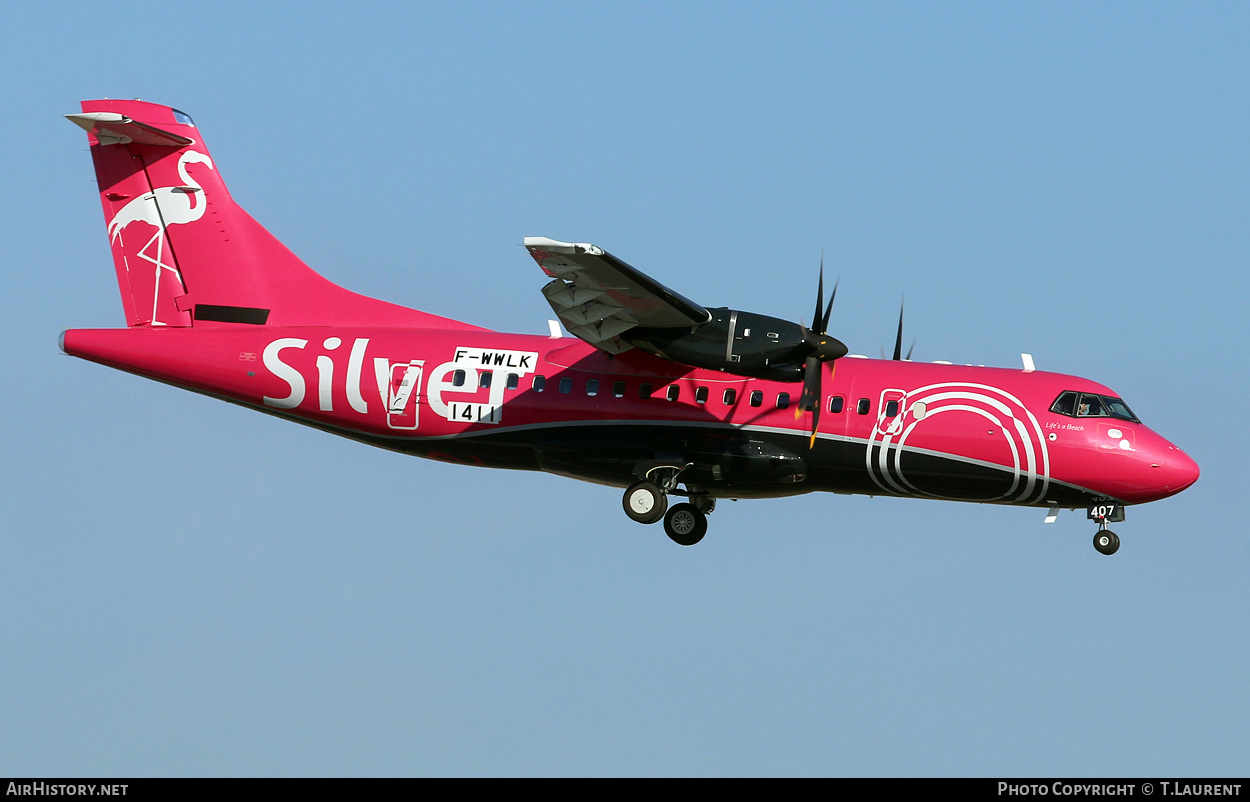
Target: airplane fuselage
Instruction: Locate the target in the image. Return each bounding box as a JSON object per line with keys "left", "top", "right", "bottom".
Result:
{"left": 61, "top": 325, "right": 1197, "bottom": 510}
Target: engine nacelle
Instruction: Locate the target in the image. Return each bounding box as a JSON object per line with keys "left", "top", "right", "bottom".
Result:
{"left": 622, "top": 308, "right": 813, "bottom": 382}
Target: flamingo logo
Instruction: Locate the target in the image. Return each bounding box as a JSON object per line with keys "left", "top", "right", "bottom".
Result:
{"left": 107, "top": 150, "right": 214, "bottom": 325}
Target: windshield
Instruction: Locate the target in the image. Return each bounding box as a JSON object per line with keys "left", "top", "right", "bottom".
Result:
{"left": 1049, "top": 391, "right": 1140, "bottom": 423}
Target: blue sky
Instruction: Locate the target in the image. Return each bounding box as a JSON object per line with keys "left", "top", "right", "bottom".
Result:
{"left": 1, "top": 2, "right": 1246, "bottom": 776}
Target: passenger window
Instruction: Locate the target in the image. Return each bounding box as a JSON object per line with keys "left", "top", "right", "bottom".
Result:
{"left": 750, "top": 390, "right": 763, "bottom": 407}
{"left": 452, "top": 370, "right": 466, "bottom": 387}
{"left": 506, "top": 373, "right": 519, "bottom": 390}
{"left": 695, "top": 387, "right": 708, "bottom": 404}
{"left": 885, "top": 400, "right": 899, "bottom": 417}
{"left": 532, "top": 375, "right": 545, "bottom": 392}
{"left": 776, "top": 392, "right": 790, "bottom": 410}
{"left": 479, "top": 372, "right": 492, "bottom": 389}
{"left": 559, "top": 377, "right": 572, "bottom": 394}
{"left": 586, "top": 379, "right": 599, "bottom": 396}
{"left": 613, "top": 381, "right": 626, "bottom": 398}
{"left": 829, "top": 396, "right": 844, "bottom": 413}
{"left": 857, "top": 398, "right": 870, "bottom": 415}
{"left": 723, "top": 388, "right": 737, "bottom": 405}
{"left": 666, "top": 385, "right": 680, "bottom": 402}
{"left": 639, "top": 383, "right": 653, "bottom": 399}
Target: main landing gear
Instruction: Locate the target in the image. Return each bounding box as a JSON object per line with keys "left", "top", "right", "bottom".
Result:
{"left": 622, "top": 467, "right": 716, "bottom": 546}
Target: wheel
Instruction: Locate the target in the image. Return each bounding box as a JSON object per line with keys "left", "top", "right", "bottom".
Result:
{"left": 663, "top": 503, "right": 707, "bottom": 546}
{"left": 623, "top": 481, "right": 667, "bottom": 524}
{"left": 1093, "top": 530, "right": 1121, "bottom": 555}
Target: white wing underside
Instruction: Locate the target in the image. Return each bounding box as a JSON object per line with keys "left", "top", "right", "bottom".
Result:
{"left": 524, "top": 237, "right": 710, "bottom": 355}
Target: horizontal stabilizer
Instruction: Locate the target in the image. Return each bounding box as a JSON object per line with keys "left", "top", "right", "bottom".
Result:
{"left": 66, "top": 112, "right": 193, "bottom": 147}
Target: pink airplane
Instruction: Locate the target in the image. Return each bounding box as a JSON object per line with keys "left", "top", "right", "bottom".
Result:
{"left": 62, "top": 99, "right": 1199, "bottom": 552}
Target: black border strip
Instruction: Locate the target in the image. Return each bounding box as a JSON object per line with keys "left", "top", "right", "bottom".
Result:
{"left": 193, "top": 305, "right": 271, "bottom": 325}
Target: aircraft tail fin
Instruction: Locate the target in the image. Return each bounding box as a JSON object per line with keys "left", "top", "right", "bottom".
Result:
{"left": 69, "top": 99, "right": 482, "bottom": 330}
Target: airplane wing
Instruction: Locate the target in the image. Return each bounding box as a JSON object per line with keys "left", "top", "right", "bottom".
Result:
{"left": 524, "top": 237, "right": 712, "bottom": 354}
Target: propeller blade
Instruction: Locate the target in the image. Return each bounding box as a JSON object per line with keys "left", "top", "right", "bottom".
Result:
{"left": 798, "top": 355, "right": 821, "bottom": 412}
{"left": 802, "top": 260, "right": 846, "bottom": 358}
{"left": 796, "top": 258, "right": 845, "bottom": 448}
{"left": 812, "top": 361, "right": 837, "bottom": 448}
{"left": 795, "top": 355, "right": 823, "bottom": 448}
{"left": 812, "top": 256, "right": 826, "bottom": 338}
{"left": 809, "top": 391, "right": 821, "bottom": 449}
{"left": 892, "top": 298, "right": 905, "bottom": 361}
{"left": 819, "top": 278, "right": 838, "bottom": 334}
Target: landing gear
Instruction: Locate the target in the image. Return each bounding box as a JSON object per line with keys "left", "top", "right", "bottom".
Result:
{"left": 620, "top": 470, "right": 715, "bottom": 545}
{"left": 623, "top": 481, "right": 667, "bottom": 524}
{"left": 663, "top": 503, "right": 708, "bottom": 546}
{"left": 1093, "top": 529, "right": 1120, "bottom": 556}
{"left": 1088, "top": 502, "right": 1125, "bottom": 556}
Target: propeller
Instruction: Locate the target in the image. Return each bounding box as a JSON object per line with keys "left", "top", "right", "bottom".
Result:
{"left": 891, "top": 297, "right": 916, "bottom": 362}
{"left": 795, "top": 258, "right": 848, "bottom": 447}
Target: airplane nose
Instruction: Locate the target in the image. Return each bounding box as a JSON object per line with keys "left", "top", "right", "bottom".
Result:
{"left": 1150, "top": 444, "right": 1200, "bottom": 495}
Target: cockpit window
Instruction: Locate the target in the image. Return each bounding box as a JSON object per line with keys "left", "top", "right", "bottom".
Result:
{"left": 1079, "top": 395, "right": 1106, "bottom": 417}
{"left": 1051, "top": 391, "right": 1077, "bottom": 416}
{"left": 1102, "top": 396, "right": 1139, "bottom": 422}
{"left": 171, "top": 108, "right": 196, "bottom": 127}
{"left": 1050, "top": 391, "right": 1140, "bottom": 423}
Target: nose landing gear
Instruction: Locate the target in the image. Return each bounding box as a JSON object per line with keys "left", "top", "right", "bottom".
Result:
{"left": 1089, "top": 502, "right": 1125, "bottom": 556}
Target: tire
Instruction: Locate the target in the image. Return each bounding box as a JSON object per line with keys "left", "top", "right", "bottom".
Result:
{"left": 1094, "top": 530, "right": 1121, "bottom": 556}
{"left": 623, "top": 481, "right": 667, "bottom": 524}
{"left": 663, "top": 503, "right": 708, "bottom": 546}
